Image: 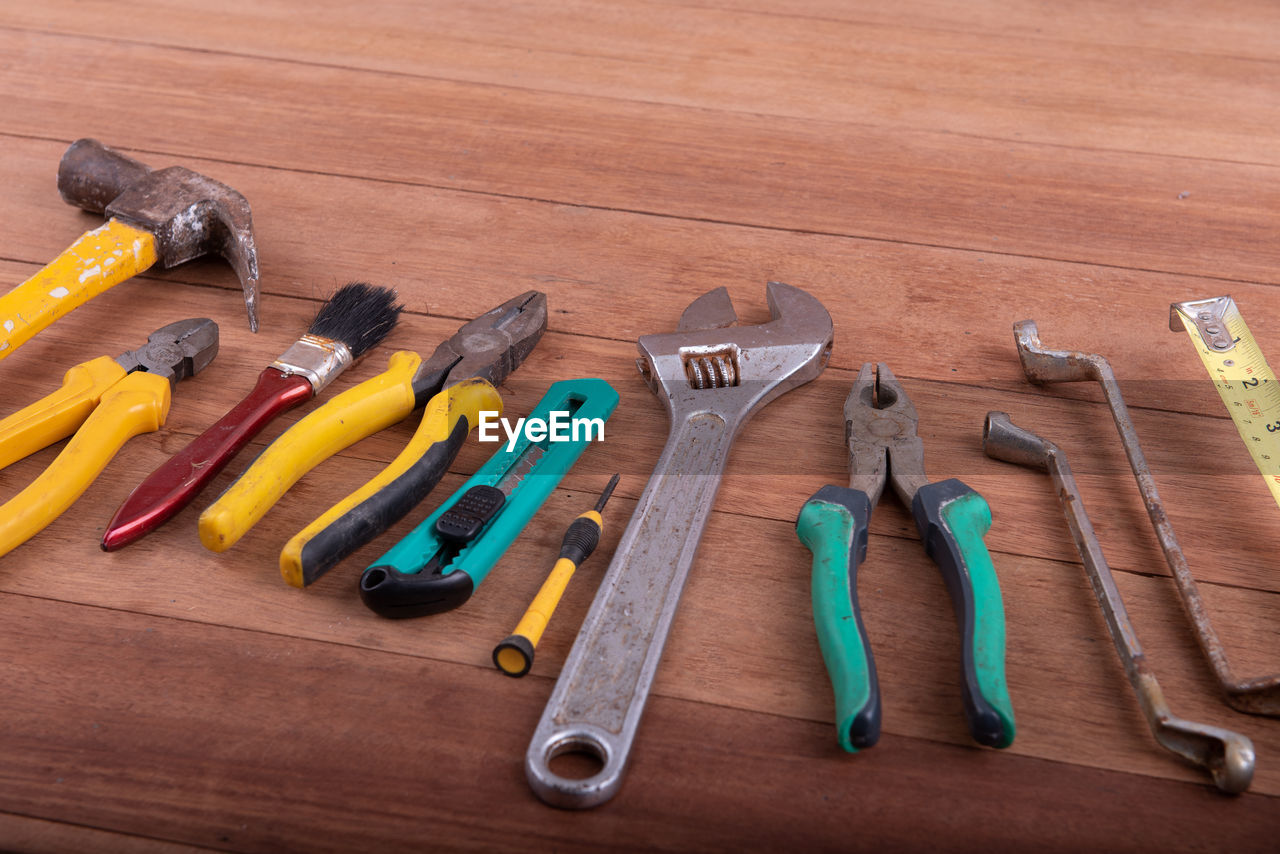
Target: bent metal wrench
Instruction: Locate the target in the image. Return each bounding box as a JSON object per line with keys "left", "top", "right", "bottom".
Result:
{"left": 526, "top": 282, "right": 833, "bottom": 808}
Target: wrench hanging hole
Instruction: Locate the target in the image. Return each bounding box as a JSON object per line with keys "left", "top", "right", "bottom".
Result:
{"left": 545, "top": 734, "right": 607, "bottom": 781}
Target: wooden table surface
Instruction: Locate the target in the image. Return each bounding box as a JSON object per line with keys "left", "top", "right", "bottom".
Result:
{"left": 0, "top": 1, "right": 1277, "bottom": 850}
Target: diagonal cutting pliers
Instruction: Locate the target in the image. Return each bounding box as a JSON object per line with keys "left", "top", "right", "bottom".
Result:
{"left": 0, "top": 317, "right": 218, "bottom": 558}
{"left": 795, "top": 363, "right": 1015, "bottom": 752}
{"left": 196, "top": 291, "right": 548, "bottom": 587}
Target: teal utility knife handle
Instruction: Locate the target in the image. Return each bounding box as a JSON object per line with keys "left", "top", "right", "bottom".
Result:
{"left": 796, "top": 485, "right": 880, "bottom": 752}
{"left": 911, "top": 478, "right": 1015, "bottom": 749}
{"left": 359, "top": 378, "right": 620, "bottom": 619}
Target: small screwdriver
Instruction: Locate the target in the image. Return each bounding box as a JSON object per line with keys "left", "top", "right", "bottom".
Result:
{"left": 494, "top": 473, "right": 620, "bottom": 677}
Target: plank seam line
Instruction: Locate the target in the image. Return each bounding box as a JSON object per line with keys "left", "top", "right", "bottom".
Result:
{"left": 3, "top": 131, "right": 1279, "bottom": 295}
{"left": 647, "top": 0, "right": 1280, "bottom": 69}
{"left": 1, "top": 24, "right": 1278, "bottom": 173}
{"left": 0, "top": 808, "right": 227, "bottom": 853}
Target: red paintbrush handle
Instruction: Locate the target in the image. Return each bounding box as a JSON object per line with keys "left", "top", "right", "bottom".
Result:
{"left": 101, "top": 368, "right": 314, "bottom": 550}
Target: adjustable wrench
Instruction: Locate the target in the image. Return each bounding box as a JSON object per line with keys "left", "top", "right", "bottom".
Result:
{"left": 526, "top": 282, "right": 833, "bottom": 808}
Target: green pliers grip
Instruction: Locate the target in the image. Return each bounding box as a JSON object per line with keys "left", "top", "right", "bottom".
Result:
{"left": 911, "top": 478, "right": 1015, "bottom": 749}
{"left": 359, "top": 378, "right": 620, "bottom": 619}
{"left": 796, "top": 485, "right": 880, "bottom": 752}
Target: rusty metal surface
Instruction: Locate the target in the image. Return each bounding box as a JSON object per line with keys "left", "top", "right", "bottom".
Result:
{"left": 56, "top": 138, "right": 260, "bottom": 331}
{"left": 524, "top": 282, "right": 833, "bottom": 809}
{"left": 983, "top": 411, "right": 1255, "bottom": 793}
{"left": 1012, "top": 320, "right": 1280, "bottom": 716}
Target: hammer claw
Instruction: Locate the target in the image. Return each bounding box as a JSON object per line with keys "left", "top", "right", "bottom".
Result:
{"left": 0, "top": 139, "right": 261, "bottom": 359}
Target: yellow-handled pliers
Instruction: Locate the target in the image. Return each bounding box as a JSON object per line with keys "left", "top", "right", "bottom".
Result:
{"left": 196, "top": 291, "right": 548, "bottom": 587}
{"left": 0, "top": 317, "right": 219, "bottom": 558}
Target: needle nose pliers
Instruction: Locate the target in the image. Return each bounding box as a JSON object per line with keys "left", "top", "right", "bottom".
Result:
{"left": 196, "top": 291, "right": 548, "bottom": 587}
{"left": 795, "top": 363, "right": 1015, "bottom": 752}
{"left": 0, "top": 317, "right": 218, "bottom": 558}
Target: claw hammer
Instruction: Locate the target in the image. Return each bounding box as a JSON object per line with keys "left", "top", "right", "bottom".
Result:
{"left": 525, "top": 282, "right": 833, "bottom": 809}
{"left": 0, "top": 139, "right": 259, "bottom": 358}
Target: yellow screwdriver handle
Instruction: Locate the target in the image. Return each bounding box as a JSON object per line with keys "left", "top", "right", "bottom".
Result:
{"left": 511, "top": 511, "right": 605, "bottom": 646}
{"left": 0, "top": 355, "right": 127, "bottom": 471}
{"left": 280, "top": 377, "right": 502, "bottom": 587}
{"left": 0, "top": 219, "right": 158, "bottom": 359}
{"left": 0, "top": 370, "right": 170, "bottom": 560}
{"left": 197, "top": 351, "right": 424, "bottom": 553}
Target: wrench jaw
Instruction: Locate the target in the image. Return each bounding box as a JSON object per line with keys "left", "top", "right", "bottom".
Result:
{"left": 636, "top": 282, "right": 833, "bottom": 423}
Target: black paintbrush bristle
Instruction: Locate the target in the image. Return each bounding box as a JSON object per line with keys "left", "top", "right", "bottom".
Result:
{"left": 307, "top": 282, "right": 403, "bottom": 358}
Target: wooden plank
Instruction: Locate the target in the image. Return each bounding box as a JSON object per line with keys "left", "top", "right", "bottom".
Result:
{"left": 2, "top": 278, "right": 1278, "bottom": 797}
{"left": 0, "top": 34, "right": 1277, "bottom": 285}
{"left": 2, "top": 135, "right": 1279, "bottom": 411}
{"left": 0, "top": 812, "right": 210, "bottom": 854}
{"left": 0, "top": 592, "right": 1275, "bottom": 853}
{"left": 2, "top": 1, "right": 1277, "bottom": 164}
{"left": 658, "top": 0, "right": 1280, "bottom": 59}
{"left": 2, "top": 257, "right": 1278, "bottom": 592}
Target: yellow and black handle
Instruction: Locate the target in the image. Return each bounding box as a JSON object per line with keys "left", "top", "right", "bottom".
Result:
{"left": 494, "top": 473, "right": 620, "bottom": 677}
{"left": 198, "top": 351, "right": 424, "bottom": 553}
{"left": 278, "top": 376, "right": 503, "bottom": 587}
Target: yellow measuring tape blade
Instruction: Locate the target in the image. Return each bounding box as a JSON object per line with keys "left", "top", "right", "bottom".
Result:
{"left": 1172, "top": 296, "right": 1280, "bottom": 508}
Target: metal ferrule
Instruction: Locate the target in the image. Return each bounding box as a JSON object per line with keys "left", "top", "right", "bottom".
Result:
{"left": 271, "top": 334, "right": 353, "bottom": 393}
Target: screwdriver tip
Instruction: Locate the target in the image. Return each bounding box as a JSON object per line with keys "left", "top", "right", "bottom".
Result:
{"left": 594, "top": 473, "right": 621, "bottom": 513}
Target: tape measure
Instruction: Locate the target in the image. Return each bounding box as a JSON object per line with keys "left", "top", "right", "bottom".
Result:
{"left": 1171, "top": 296, "right": 1280, "bottom": 508}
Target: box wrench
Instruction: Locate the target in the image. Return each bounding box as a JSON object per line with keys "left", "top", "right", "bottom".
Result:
{"left": 983, "top": 412, "right": 1254, "bottom": 793}
{"left": 525, "top": 282, "right": 833, "bottom": 809}
{"left": 1014, "top": 320, "right": 1280, "bottom": 715}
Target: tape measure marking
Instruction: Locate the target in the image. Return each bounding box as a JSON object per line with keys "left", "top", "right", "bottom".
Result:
{"left": 1172, "top": 296, "right": 1280, "bottom": 507}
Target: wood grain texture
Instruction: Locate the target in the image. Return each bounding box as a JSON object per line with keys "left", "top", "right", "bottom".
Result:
{"left": 0, "top": 1, "right": 1276, "bottom": 850}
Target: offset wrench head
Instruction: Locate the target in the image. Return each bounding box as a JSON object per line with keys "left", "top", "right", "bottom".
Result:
{"left": 636, "top": 281, "right": 833, "bottom": 424}
{"left": 1014, "top": 319, "right": 1109, "bottom": 384}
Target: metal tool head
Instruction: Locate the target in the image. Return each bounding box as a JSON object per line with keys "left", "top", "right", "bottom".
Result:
{"left": 636, "top": 281, "right": 832, "bottom": 422}
{"left": 56, "top": 139, "right": 261, "bottom": 332}
{"left": 983, "top": 411, "right": 1257, "bottom": 794}
{"left": 1014, "top": 319, "right": 1108, "bottom": 384}
{"left": 412, "top": 291, "right": 548, "bottom": 403}
{"left": 844, "top": 363, "right": 928, "bottom": 507}
{"left": 114, "top": 317, "right": 220, "bottom": 389}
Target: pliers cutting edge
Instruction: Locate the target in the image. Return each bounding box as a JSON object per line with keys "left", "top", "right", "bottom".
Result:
{"left": 197, "top": 291, "right": 548, "bottom": 587}
{"left": 795, "top": 363, "right": 1015, "bottom": 752}
{"left": 0, "top": 318, "right": 218, "bottom": 558}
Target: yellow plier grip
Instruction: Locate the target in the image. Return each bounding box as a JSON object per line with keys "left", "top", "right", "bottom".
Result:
{"left": 0, "top": 355, "right": 127, "bottom": 471}
{"left": 198, "top": 351, "right": 425, "bottom": 554}
{"left": 0, "top": 220, "right": 158, "bottom": 359}
{"left": 0, "top": 370, "right": 170, "bottom": 559}
{"left": 280, "top": 377, "right": 502, "bottom": 588}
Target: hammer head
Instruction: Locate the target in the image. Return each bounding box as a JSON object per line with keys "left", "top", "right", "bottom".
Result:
{"left": 56, "top": 139, "right": 260, "bottom": 332}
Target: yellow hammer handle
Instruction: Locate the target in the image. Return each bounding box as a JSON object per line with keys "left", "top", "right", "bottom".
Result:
{"left": 0, "top": 219, "right": 158, "bottom": 359}
{"left": 280, "top": 377, "right": 502, "bottom": 587}
{"left": 0, "top": 355, "right": 127, "bottom": 471}
{"left": 0, "top": 370, "right": 170, "bottom": 559}
{"left": 198, "top": 351, "right": 424, "bottom": 554}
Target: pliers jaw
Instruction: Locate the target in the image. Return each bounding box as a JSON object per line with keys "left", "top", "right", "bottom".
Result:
{"left": 114, "top": 317, "right": 220, "bottom": 389}
{"left": 411, "top": 291, "right": 548, "bottom": 404}
{"left": 844, "top": 362, "right": 929, "bottom": 508}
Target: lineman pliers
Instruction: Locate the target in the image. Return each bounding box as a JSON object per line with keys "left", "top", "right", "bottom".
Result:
{"left": 197, "top": 291, "right": 547, "bottom": 587}
{"left": 0, "top": 317, "right": 218, "bottom": 558}
{"left": 795, "top": 363, "right": 1015, "bottom": 752}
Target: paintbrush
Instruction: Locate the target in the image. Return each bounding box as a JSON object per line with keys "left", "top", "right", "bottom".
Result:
{"left": 101, "top": 282, "right": 402, "bottom": 550}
